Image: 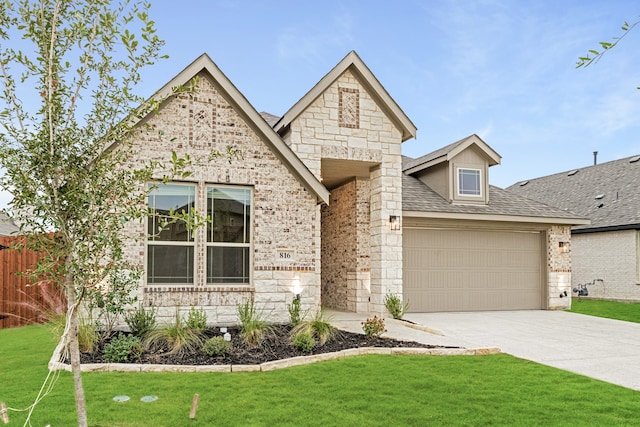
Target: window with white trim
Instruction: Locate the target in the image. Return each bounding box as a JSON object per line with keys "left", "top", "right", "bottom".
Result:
{"left": 147, "top": 183, "right": 196, "bottom": 284}
{"left": 458, "top": 168, "right": 482, "bottom": 196}
{"left": 206, "top": 186, "right": 251, "bottom": 284}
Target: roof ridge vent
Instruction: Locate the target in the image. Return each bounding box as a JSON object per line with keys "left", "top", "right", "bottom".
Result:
{"left": 630, "top": 155, "right": 640, "bottom": 163}
{"left": 567, "top": 169, "right": 579, "bottom": 176}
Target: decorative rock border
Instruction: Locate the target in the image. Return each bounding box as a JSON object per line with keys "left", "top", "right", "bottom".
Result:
{"left": 49, "top": 346, "right": 501, "bottom": 373}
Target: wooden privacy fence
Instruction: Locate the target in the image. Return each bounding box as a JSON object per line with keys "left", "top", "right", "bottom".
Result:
{"left": 0, "top": 236, "right": 62, "bottom": 329}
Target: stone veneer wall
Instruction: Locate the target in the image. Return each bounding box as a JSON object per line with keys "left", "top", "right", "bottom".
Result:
{"left": 572, "top": 230, "right": 640, "bottom": 301}
{"left": 284, "top": 69, "right": 403, "bottom": 314}
{"left": 122, "top": 73, "right": 321, "bottom": 325}
{"left": 321, "top": 179, "right": 371, "bottom": 311}
{"left": 547, "top": 225, "right": 572, "bottom": 309}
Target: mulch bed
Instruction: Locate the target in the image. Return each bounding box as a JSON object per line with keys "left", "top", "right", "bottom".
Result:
{"left": 80, "top": 325, "right": 454, "bottom": 366}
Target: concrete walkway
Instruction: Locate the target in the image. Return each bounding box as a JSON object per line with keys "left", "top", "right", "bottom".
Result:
{"left": 329, "top": 309, "right": 640, "bottom": 391}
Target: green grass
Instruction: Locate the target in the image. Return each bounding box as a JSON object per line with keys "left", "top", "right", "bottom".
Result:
{"left": 569, "top": 299, "right": 640, "bottom": 323}
{"left": 2, "top": 324, "right": 640, "bottom": 426}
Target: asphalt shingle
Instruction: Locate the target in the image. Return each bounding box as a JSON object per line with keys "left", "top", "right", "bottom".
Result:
{"left": 506, "top": 155, "right": 640, "bottom": 231}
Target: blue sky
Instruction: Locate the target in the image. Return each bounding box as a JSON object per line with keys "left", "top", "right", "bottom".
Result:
{"left": 2, "top": 0, "right": 639, "bottom": 208}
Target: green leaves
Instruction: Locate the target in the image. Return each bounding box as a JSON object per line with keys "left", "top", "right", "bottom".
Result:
{"left": 576, "top": 17, "right": 639, "bottom": 72}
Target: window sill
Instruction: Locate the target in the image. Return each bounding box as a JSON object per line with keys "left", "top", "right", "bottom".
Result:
{"left": 145, "top": 284, "right": 253, "bottom": 293}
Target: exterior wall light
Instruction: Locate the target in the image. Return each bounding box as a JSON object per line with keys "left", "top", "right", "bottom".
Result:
{"left": 292, "top": 277, "right": 302, "bottom": 299}
{"left": 389, "top": 215, "right": 401, "bottom": 231}
{"left": 558, "top": 241, "right": 569, "bottom": 253}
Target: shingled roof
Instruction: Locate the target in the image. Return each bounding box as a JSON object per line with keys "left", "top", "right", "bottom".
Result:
{"left": 506, "top": 155, "right": 640, "bottom": 232}
{"left": 403, "top": 174, "right": 583, "bottom": 223}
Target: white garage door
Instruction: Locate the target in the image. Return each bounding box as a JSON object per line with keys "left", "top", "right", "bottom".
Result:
{"left": 404, "top": 228, "right": 544, "bottom": 312}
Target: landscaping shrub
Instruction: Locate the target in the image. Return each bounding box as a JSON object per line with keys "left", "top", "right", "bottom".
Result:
{"left": 202, "top": 336, "right": 232, "bottom": 356}
{"left": 292, "top": 330, "right": 316, "bottom": 353}
{"left": 362, "top": 315, "right": 387, "bottom": 338}
{"left": 103, "top": 333, "right": 142, "bottom": 362}
{"left": 384, "top": 293, "right": 410, "bottom": 320}
{"left": 185, "top": 306, "right": 207, "bottom": 331}
{"left": 144, "top": 310, "right": 204, "bottom": 355}
{"left": 86, "top": 270, "right": 140, "bottom": 339}
{"left": 288, "top": 297, "right": 302, "bottom": 326}
{"left": 78, "top": 317, "right": 100, "bottom": 353}
{"left": 292, "top": 310, "right": 337, "bottom": 345}
{"left": 237, "top": 300, "right": 271, "bottom": 347}
{"left": 124, "top": 305, "right": 157, "bottom": 338}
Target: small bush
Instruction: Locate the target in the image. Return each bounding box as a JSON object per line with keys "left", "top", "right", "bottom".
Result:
{"left": 362, "top": 316, "right": 387, "bottom": 338}
{"left": 292, "top": 330, "right": 316, "bottom": 353}
{"left": 384, "top": 293, "right": 410, "bottom": 320}
{"left": 144, "top": 310, "right": 204, "bottom": 355}
{"left": 288, "top": 297, "right": 302, "bottom": 326}
{"left": 203, "top": 336, "right": 231, "bottom": 356}
{"left": 292, "top": 310, "right": 337, "bottom": 346}
{"left": 185, "top": 306, "right": 207, "bottom": 331}
{"left": 78, "top": 317, "right": 100, "bottom": 353}
{"left": 125, "top": 305, "right": 157, "bottom": 338}
{"left": 237, "top": 300, "right": 271, "bottom": 347}
{"left": 103, "top": 333, "right": 142, "bottom": 362}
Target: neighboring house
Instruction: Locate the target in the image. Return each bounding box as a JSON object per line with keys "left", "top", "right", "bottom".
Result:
{"left": 0, "top": 212, "right": 19, "bottom": 238}
{"left": 123, "top": 51, "right": 587, "bottom": 324}
{"left": 507, "top": 155, "right": 640, "bottom": 301}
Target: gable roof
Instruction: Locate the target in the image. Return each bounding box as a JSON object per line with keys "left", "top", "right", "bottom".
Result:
{"left": 273, "top": 51, "right": 417, "bottom": 142}
{"left": 506, "top": 155, "right": 640, "bottom": 232}
{"left": 132, "top": 54, "right": 329, "bottom": 205}
{"left": 403, "top": 134, "right": 501, "bottom": 175}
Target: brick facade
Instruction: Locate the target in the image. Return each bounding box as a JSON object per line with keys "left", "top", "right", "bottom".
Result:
{"left": 321, "top": 179, "right": 371, "bottom": 311}
{"left": 547, "top": 225, "right": 572, "bottom": 309}
{"left": 124, "top": 74, "right": 320, "bottom": 325}
{"left": 572, "top": 230, "right": 640, "bottom": 301}
{"left": 118, "top": 53, "right": 579, "bottom": 324}
{"left": 284, "top": 70, "right": 404, "bottom": 314}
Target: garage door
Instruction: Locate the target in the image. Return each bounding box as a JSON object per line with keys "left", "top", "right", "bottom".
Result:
{"left": 404, "top": 228, "right": 543, "bottom": 312}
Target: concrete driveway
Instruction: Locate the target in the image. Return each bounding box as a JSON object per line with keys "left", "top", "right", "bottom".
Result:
{"left": 405, "top": 310, "right": 640, "bottom": 391}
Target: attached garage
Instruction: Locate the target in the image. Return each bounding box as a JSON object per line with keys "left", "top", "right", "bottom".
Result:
{"left": 403, "top": 226, "right": 545, "bottom": 312}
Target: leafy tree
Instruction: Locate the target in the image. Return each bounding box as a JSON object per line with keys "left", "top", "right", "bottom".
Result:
{"left": 0, "top": 1, "right": 180, "bottom": 425}
{"left": 577, "top": 17, "right": 639, "bottom": 88}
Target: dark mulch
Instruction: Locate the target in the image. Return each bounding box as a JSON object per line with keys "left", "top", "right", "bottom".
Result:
{"left": 80, "top": 325, "right": 455, "bottom": 366}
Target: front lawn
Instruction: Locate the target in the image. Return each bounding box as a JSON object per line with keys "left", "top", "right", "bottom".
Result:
{"left": 1, "top": 324, "right": 639, "bottom": 426}
{"left": 569, "top": 299, "right": 640, "bottom": 323}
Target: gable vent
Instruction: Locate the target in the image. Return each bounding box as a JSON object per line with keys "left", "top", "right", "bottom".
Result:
{"left": 567, "top": 169, "right": 579, "bottom": 176}
{"left": 630, "top": 155, "right": 640, "bottom": 163}
{"left": 519, "top": 180, "right": 529, "bottom": 187}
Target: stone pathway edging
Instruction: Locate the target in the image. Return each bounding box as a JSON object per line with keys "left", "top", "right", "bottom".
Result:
{"left": 48, "top": 346, "right": 501, "bottom": 373}
{"left": 386, "top": 318, "right": 445, "bottom": 336}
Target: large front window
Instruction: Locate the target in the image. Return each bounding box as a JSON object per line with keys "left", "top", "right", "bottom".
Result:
{"left": 207, "top": 187, "right": 251, "bottom": 284}
{"left": 146, "top": 183, "right": 252, "bottom": 286}
{"left": 147, "top": 184, "right": 196, "bottom": 284}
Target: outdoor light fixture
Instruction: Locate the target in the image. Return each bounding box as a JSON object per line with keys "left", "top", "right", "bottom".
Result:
{"left": 558, "top": 242, "right": 569, "bottom": 253}
{"left": 389, "top": 215, "right": 401, "bottom": 231}
{"left": 292, "top": 277, "right": 302, "bottom": 300}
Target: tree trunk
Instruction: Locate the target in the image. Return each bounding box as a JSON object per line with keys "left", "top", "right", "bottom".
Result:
{"left": 66, "top": 281, "right": 88, "bottom": 427}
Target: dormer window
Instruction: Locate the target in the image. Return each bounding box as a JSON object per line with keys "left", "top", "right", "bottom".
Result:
{"left": 457, "top": 168, "right": 482, "bottom": 196}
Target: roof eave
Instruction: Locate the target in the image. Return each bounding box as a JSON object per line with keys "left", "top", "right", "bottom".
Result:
{"left": 572, "top": 223, "right": 640, "bottom": 234}
{"left": 402, "top": 210, "right": 590, "bottom": 226}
